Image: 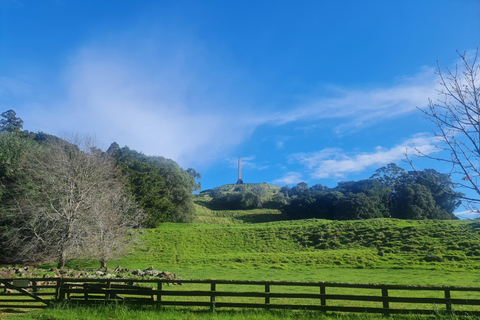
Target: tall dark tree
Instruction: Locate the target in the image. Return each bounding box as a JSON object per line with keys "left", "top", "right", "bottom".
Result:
{"left": 0, "top": 110, "right": 23, "bottom": 134}
{"left": 370, "top": 163, "right": 405, "bottom": 188}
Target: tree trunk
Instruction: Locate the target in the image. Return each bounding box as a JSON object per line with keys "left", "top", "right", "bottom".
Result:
{"left": 58, "top": 252, "right": 66, "bottom": 269}
{"left": 100, "top": 259, "right": 107, "bottom": 269}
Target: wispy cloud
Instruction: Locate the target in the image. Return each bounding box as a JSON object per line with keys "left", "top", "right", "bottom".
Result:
{"left": 227, "top": 156, "right": 269, "bottom": 171}
{"left": 2, "top": 25, "right": 443, "bottom": 173}
{"left": 273, "top": 172, "right": 303, "bottom": 185}
{"left": 265, "top": 67, "right": 437, "bottom": 133}
{"left": 48, "top": 38, "right": 259, "bottom": 168}
{"left": 455, "top": 210, "right": 479, "bottom": 219}
{"left": 0, "top": 76, "right": 32, "bottom": 101}
{"left": 289, "top": 134, "right": 438, "bottom": 179}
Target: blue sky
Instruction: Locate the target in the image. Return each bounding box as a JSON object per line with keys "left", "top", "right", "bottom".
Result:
{"left": 1, "top": 0, "right": 479, "bottom": 213}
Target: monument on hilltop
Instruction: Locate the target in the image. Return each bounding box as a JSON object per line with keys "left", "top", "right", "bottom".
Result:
{"left": 236, "top": 157, "right": 244, "bottom": 184}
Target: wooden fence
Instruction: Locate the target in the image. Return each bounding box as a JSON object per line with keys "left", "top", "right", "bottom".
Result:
{"left": 1, "top": 278, "right": 480, "bottom": 315}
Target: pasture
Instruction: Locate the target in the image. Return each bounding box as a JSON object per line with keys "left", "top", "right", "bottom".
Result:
{"left": 2, "top": 209, "right": 480, "bottom": 319}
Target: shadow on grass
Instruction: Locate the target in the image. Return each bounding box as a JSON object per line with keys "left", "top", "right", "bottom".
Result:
{"left": 235, "top": 213, "right": 290, "bottom": 223}
{"left": 0, "top": 308, "right": 29, "bottom": 313}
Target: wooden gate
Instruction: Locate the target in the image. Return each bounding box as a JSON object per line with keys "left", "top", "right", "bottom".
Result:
{"left": 0, "top": 278, "right": 58, "bottom": 309}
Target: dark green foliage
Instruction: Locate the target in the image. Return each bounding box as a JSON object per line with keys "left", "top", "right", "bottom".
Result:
{"left": 280, "top": 185, "right": 291, "bottom": 196}
{"left": 335, "top": 192, "right": 384, "bottom": 220}
{"left": 370, "top": 162, "right": 405, "bottom": 188}
{"left": 282, "top": 190, "right": 343, "bottom": 220}
{"left": 281, "top": 164, "right": 462, "bottom": 221}
{"left": 392, "top": 183, "right": 437, "bottom": 219}
{"left": 0, "top": 132, "right": 41, "bottom": 262}
{"left": 0, "top": 109, "right": 23, "bottom": 134}
{"left": 107, "top": 143, "right": 197, "bottom": 227}
{"left": 291, "top": 181, "right": 308, "bottom": 195}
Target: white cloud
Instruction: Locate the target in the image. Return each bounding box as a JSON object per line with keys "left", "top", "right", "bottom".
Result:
{"left": 265, "top": 67, "right": 438, "bottom": 133}
{"left": 4, "top": 25, "right": 446, "bottom": 173}
{"left": 273, "top": 172, "right": 303, "bottom": 185}
{"left": 289, "top": 134, "right": 439, "bottom": 179}
{"left": 48, "top": 39, "right": 259, "bottom": 168}
{"left": 455, "top": 210, "right": 479, "bottom": 219}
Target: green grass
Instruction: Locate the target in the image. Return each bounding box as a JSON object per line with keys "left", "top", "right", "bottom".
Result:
{"left": 98, "top": 218, "right": 480, "bottom": 273}
{"left": 6, "top": 215, "right": 480, "bottom": 319}
{"left": 3, "top": 303, "right": 480, "bottom": 320}
{"left": 193, "top": 204, "right": 284, "bottom": 224}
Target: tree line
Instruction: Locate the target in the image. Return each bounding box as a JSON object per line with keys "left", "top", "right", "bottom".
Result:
{"left": 0, "top": 110, "right": 199, "bottom": 268}
{"left": 282, "top": 163, "right": 462, "bottom": 220}
{"left": 205, "top": 163, "right": 463, "bottom": 220}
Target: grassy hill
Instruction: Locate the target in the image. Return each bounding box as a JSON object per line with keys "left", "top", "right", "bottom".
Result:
{"left": 201, "top": 183, "right": 281, "bottom": 195}
{"left": 116, "top": 218, "right": 480, "bottom": 272}
{"left": 193, "top": 183, "right": 284, "bottom": 223}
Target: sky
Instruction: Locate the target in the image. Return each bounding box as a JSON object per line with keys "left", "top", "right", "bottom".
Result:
{"left": 1, "top": 0, "right": 480, "bottom": 215}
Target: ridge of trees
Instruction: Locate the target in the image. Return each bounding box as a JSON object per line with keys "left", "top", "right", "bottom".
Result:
{"left": 282, "top": 163, "right": 462, "bottom": 221}
{"left": 203, "top": 163, "right": 462, "bottom": 221}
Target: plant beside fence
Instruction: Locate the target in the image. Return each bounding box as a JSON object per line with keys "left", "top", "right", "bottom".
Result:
{"left": 1, "top": 278, "right": 480, "bottom": 316}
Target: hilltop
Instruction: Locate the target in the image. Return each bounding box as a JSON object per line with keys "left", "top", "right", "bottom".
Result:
{"left": 200, "top": 183, "right": 281, "bottom": 201}
{"left": 197, "top": 183, "right": 283, "bottom": 211}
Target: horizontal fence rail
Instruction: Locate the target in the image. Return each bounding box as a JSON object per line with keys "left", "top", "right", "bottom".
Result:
{"left": 1, "top": 278, "right": 480, "bottom": 315}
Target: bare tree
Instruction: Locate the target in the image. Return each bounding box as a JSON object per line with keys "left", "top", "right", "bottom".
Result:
{"left": 415, "top": 49, "right": 480, "bottom": 209}
{"left": 83, "top": 170, "right": 144, "bottom": 269}
{"left": 10, "top": 134, "right": 143, "bottom": 268}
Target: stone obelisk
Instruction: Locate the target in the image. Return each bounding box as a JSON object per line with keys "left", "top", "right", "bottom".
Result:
{"left": 236, "top": 157, "right": 244, "bottom": 184}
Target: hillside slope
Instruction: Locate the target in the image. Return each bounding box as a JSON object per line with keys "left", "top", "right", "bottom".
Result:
{"left": 120, "top": 218, "right": 480, "bottom": 271}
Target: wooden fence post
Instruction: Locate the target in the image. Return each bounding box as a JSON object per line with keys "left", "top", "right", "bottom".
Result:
{"left": 320, "top": 284, "right": 326, "bottom": 308}
{"left": 56, "top": 279, "right": 63, "bottom": 301}
{"left": 106, "top": 281, "right": 112, "bottom": 300}
{"left": 265, "top": 284, "right": 270, "bottom": 309}
{"left": 445, "top": 289, "right": 452, "bottom": 312}
{"left": 84, "top": 283, "right": 88, "bottom": 301}
{"left": 210, "top": 282, "right": 216, "bottom": 312}
{"left": 382, "top": 287, "right": 389, "bottom": 316}
{"left": 157, "top": 281, "right": 162, "bottom": 305}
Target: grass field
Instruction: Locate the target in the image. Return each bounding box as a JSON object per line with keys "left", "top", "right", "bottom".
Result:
{"left": 2, "top": 207, "right": 480, "bottom": 319}
{"left": 104, "top": 218, "right": 480, "bottom": 272}
{"left": 6, "top": 304, "right": 473, "bottom": 320}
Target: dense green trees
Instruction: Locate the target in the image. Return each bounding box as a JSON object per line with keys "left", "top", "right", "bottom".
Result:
{"left": 204, "top": 163, "right": 461, "bottom": 221}
{"left": 107, "top": 143, "right": 197, "bottom": 227}
{"left": 281, "top": 164, "right": 462, "bottom": 221}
